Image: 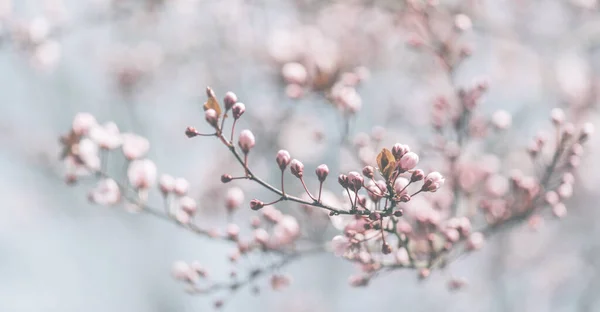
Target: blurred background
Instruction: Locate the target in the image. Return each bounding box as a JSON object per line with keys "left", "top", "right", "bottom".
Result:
{"left": 1, "top": 0, "right": 600, "bottom": 311}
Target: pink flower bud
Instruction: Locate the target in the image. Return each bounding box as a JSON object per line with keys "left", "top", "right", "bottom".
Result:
{"left": 579, "top": 122, "right": 594, "bottom": 142}
{"left": 290, "top": 159, "right": 304, "bottom": 178}
{"left": 371, "top": 126, "right": 386, "bottom": 141}
{"left": 232, "top": 103, "right": 245, "bottom": 120}
{"left": 89, "top": 122, "right": 122, "bottom": 150}
{"left": 551, "top": 108, "right": 565, "bottom": 125}
{"left": 411, "top": 169, "right": 424, "bottom": 182}
{"left": 315, "top": 164, "right": 329, "bottom": 182}
{"left": 381, "top": 242, "right": 392, "bottom": 254}
{"left": 226, "top": 187, "right": 244, "bottom": 212}
{"left": 179, "top": 196, "right": 197, "bottom": 215}
{"left": 89, "top": 178, "right": 121, "bottom": 205}
{"left": 348, "top": 275, "right": 369, "bottom": 287}
{"left": 399, "top": 194, "right": 411, "bottom": 202}
{"left": 238, "top": 130, "right": 255, "bottom": 154}
{"left": 121, "top": 133, "right": 150, "bottom": 160}
{"left": 347, "top": 171, "right": 364, "bottom": 192}
{"left": 544, "top": 191, "right": 559, "bottom": 205}
{"left": 557, "top": 183, "right": 573, "bottom": 199}
{"left": 552, "top": 203, "right": 567, "bottom": 218}
{"left": 491, "top": 110, "right": 512, "bottom": 130}
{"left": 205, "top": 109, "right": 219, "bottom": 128}
{"left": 223, "top": 91, "right": 238, "bottom": 111}
{"left": 175, "top": 209, "right": 191, "bottom": 224}
{"left": 226, "top": 223, "right": 240, "bottom": 240}
{"left": 362, "top": 166, "right": 374, "bottom": 179}
{"left": 172, "top": 261, "right": 191, "bottom": 281}
{"left": 466, "top": 232, "right": 484, "bottom": 250}
{"left": 173, "top": 178, "right": 189, "bottom": 196}
{"left": 250, "top": 199, "right": 264, "bottom": 210}
{"left": 398, "top": 152, "right": 419, "bottom": 171}
{"left": 338, "top": 174, "right": 349, "bottom": 188}
{"left": 72, "top": 112, "right": 98, "bottom": 135}
{"left": 422, "top": 172, "right": 445, "bottom": 192}
{"left": 281, "top": 62, "right": 308, "bottom": 85}
{"left": 253, "top": 228, "right": 269, "bottom": 244}
{"left": 276, "top": 150, "right": 291, "bottom": 170}
{"left": 221, "top": 174, "right": 233, "bottom": 183}
{"left": 127, "top": 159, "right": 157, "bottom": 189}
{"left": 394, "top": 177, "right": 409, "bottom": 195}
{"left": 185, "top": 126, "right": 200, "bottom": 138}
{"left": 331, "top": 235, "right": 350, "bottom": 256}
{"left": 392, "top": 143, "right": 410, "bottom": 160}
{"left": 270, "top": 274, "right": 292, "bottom": 291}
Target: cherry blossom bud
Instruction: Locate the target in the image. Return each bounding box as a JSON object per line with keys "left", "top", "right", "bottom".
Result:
{"left": 276, "top": 150, "right": 291, "bottom": 170}
{"left": 392, "top": 143, "right": 410, "bottom": 160}
{"left": 393, "top": 209, "right": 404, "bottom": 217}
{"left": 552, "top": 203, "right": 567, "bottom": 218}
{"left": 121, "top": 133, "right": 150, "bottom": 160}
{"left": 348, "top": 275, "right": 369, "bottom": 287}
{"left": 175, "top": 209, "right": 191, "bottom": 224}
{"left": 491, "top": 110, "right": 512, "bottom": 130}
{"left": 562, "top": 172, "right": 575, "bottom": 184}
{"left": 362, "top": 166, "right": 374, "bottom": 179}
{"left": 180, "top": 196, "right": 197, "bottom": 215}
{"left": 89, "top": 122, "right": 122, "bottom": 150}
{"left": 253, "top": 228, "right": 269, "bottom": 244}
{"left": 315, "top": 164, "right": 329, "bottom": 182}
{"left": 238, "top": 130, "right": 255, "bottom": 154}
{"left": 72, "top": 112, "right": 98, "bottom": 135}
{"left": 579, "top": 122, "right": 594, "bottom": 142}
{"left": 282, "top": 62, "right": 308, "bottom": 85}
{"left": 466, "top": 232, "right": 484, "bottom": 250}
{"left": 399, "top": 194, "right": 411, "bottom": 202}
{"left": 223, "top": 91, "right": 238, "bottom": 111}
{"left": 551, "top": 108, "right": 565, "bottom": 125}
{"left": 371, "top": 126, "right": 386, "bottom": 141}
{"left": 422, "top": 172, "right": 445, "bottom": 192}
{"left": 338, "top": 174, "right": 349, "bottom": 188}
{"left": 232, "top": 103, "right": 245, "bottom": 120}
{"left": 172, "top": 261, "right": 191, "bottom": 280}
{"left": 347, "top": 171, "right": 364, "bottom": 192}
{"left": 226, "top": 223, "right": 240, "bottom": 240}
{"left": 226, "top": 187, "right": 245, "bottom": 212}
{"left": 398, "top": 152, "right": 419, "bottom": 172}
{"left": 221, "top": 174, "right": 233, "bottom": 183}
{"left": 205, "top": 109, "right": 219, "bottom": 128}
{"left": 419, "top": 268, "right": 430, "bottom": 279}
{"left": 562, "top": 123, "right": 575, "bottom": 140}
{"left": 411, "top": 169, "right": 424, "bottom": 182}
{"left": 250, "top": 216, "right": 261, "bottom": 228}
{"left": 250, "top": 199, "right": 264, "bottom": 210}
{"left": 173, "top": 178, "right": 189, "bottom": 196}
{"left": 185, "top": 126, "right": 200, "bottom": 138}
{"left": 544, "top": 191, "right": 559, "bottom": 205}
{"left": 444, "top": 228, "right": 460, "bottom": 243}
{"left": 557, "top": 183, "right": 573, "bottom": 199}
{"left": 127, "top": 159, "right": 157, "bottom": 189}
{"left": 270, "top": 274, "right": 292, "bottom": 291}
{"left": 381, "top": 242, "right": 392, "bottom": 255}
{"left": 394, "top": 177, "right": 410, "bottom": 195}
{"left": 331, "top": 235, "right": 350, "bottom": 256}
{"left": 290, "top": 159, "right": 304, "bottom": 178}
{"left": 89, "top": 179, "right": 120, "bottom": 205}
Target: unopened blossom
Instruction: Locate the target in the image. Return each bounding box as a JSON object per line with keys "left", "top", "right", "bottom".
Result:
{"left": 77, "top": 138, "right": 101, "bottom": 170}
{"left": 552, "top": 203, "right": 567, "bottom": 218}
{"left": 315, "top": 164, "right": 329, "bottom": 182}
{"left": 290, "top": 159, "right": 304, "bottom": 178}
{"left": 159, "top": 174, "right": 175, "bottom": 194}
{"left": 262, "top": 206, "right": 284, "bottom": 222}
{"left": 422, "top": 172, "right": 445, "bottom": 192}
{"left": 454, "top": 13, "right": 472, "bottom": 31}
{"left": 580, "top": 122, "right": 594, "bottom": 142}
{"left": 173, "top": 178, "right": 189, "bottom": 196}
{"left": 127, "top": 159, "right": 157, "bottom": 189}
{"left": 544, "top": 191, "right": 560, "bottom": 205}
{"left": 281, "top": 62, "right": 308, "bottom": 85}
{"left": 205, "top": 109, "right": 219, "bottom": 128}
{"left": 331, "top": 235, "right": 351, "bottom": 256}
{"left": 485, "top": 174, "right": 509, "bottom": 197}
{"left": 392, "top": 144, "right": 410, "bottom": 160}
{"left": 238, "top": 130, "right": 255, "bottom": 154}
{"left": 72, "top": 112, "right": 97, "bottom": 135}
{"left": 172, "top": 261, "right": 192, "bottom": 281}
{"left": 226, "top": 223, "right": 240, "bottom": 239}
{"left": 348, "top": 275, "right": 369, "bottom": 287}
{"left": 232, "top": 103, "right": 245, "bottom": 120}
{"left": 270, "top": 274, "right": 292, "bottom": 291}
{"left": 253, "top": 228, "right": 269, "bottom": 244}
{"left": 175, "top": 209, "right": 191, "bottom": 224}
{"left": 223, "top": 91, "right": 238, "bottom": 111}
{"left": 551, "top": 108, "right": 565, "bottom": 125}
{"left": 466, "top": 232, "right": 484, "bottom": 250}
{"left": 491, "top": 110, "right": 512, "bottom": 130}
{"left": 89, "top": 122, "right": 122, "bottom": 149}
{"left": 398, "top": 152, "right": 419, "bottom": 171}
{"left": 89, "top": 178, "right": 120, "bottom": 205}
{"left": 121, "top": 133, "right": 150, "bottom": 160}
{"left": 371, "top": 126, "right": 386, "bottom": 141}
{"left": 395, "top": 248, "right": 411, "bottom": 266}
{"left": 557, "top": 183, "right": 573, "bottom": 199}
{"left": 272, "top": 215, "right": 300, "bottom": 245}
{"left": 250, "top": 199, "right": 264, "bottom": 211}
{"left": 225, "top": 187, "right": 245, "bottom": 212}
{"left": 179, "top": 196, "right": 197, "bottom": 215}
{"left": 444, "top": 228, "right": 460, "bottom": 243}
{"left": 347, "top": 171, "right": 363, "bottom": 192}
{"left": 276, "top": 150, "right": 291, "bottom": 170}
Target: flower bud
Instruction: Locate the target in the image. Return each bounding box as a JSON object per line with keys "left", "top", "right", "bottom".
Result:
{"left": 226, "top": 187, "right": 245, "bottom": 212}
{"left": 221, "top": 174, "right": 233, "bottom": 183}
{"left": 338, "top": 174, "right": 349, "bottom": 188}
{"left": 174, "top": 178, "right": 190, "bottom": 196}
{"left": 362, "top": 166, "right": 374, "bottom": 179}
{"left": 551, "top": 108, "right": 565, "bottom": 126}
{"left": 205, "top": 109, "right": 219, "bottom": 128}
{"left": 491, "top": 110, "right": 512, "bottom": 130}
{"left": 399, "top": 194, "right": 411, "bottom": 202}
{"left": 393, "top": 209, "right": 404, "bottom": 217}
{"left": 466, "top": 232, "right": 484, "bottom": 250}
{"left": 398, "top": 152, "right": 419, "bottom": 172}
{"left": 185, "top": 126, "right": 200, "bottom": 138}
{"left": 238, "top": 130, "right": 255, "bottom": 154}
{"left": 159, "top": 174, "right": 175, "bottom": 195}
{"left": 290, "top": 159, "right": 304, "bottom": 178}
{"left": 226, "top": 223, "right": 240, "bottom": 240}
{"left": 579, "top": 122, "right": 594, "bottom": 142}
{"left": 223, "top": 91, "right": 238, "bottom": 111}
{"left": 315, "top": 164, "right": 329, "bottom": 182}
{"left": 411, "top": 169, "right": 424, "bottom": 182}
{"left": 250, "top": 199, "right": 264, "bottom": 211}
{"left": 392, "top": 144, "right": 410, "bottom": 160}
{"left": 422, "top": 172, "right": 445, "bottom": 192}
{"left": 232, "top": 103, "right": 246, "bottom": 120}
{"left": 347, "top": 171, "right": 364, "bottom": 192}
{"left": 276, "top": 150, "right": 291, "bottom": 170}
{"left": 179, "top": 196, "right": 197, "bottom": 215}
{"left": 381, "top": 242, "right": 392, "bottom": 255}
